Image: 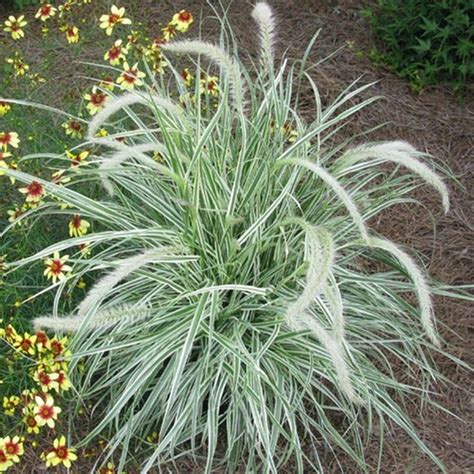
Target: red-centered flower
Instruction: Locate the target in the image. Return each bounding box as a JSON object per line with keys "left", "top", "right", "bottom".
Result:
{"left": 45, "top": 436, "right": 77, "bottom": 468}
{"left": 3, "top": 15, "right": 27, "bottom": 40}
{"left": 34, "top": 394, "right": 61, "bottom": 428}
{"left": 104, "top": 39, "right": 127, "bottom": 65}
{"left": 162, "top": 22, "right": 177, "bottom": 41}
{"left": 99, "top": 5, "right": 131, "bottom": 36}
{"left": 171, "top": 10, "right": 193, "bottom": 32}
{"left": 0, "top": 101, "right": 11, "bottom": 117}
{"left": 19, "top": 180, "right": 45, "bottom": 203}
{"left": 3, "top": 436, "right": 24, "bottom": 463}
{"left": 35, "top": 4, "right": 57, "bottom": 21}
{"left": 84, "top": 87, "right": 108, "bottom": 115}
{"left": 14, "top": 332, "right": 37, "bottom": 355}
{"left": 69, "top": 215, "right": 90, "bottom": 237}
{"left": 0, "top": 448, "right": 13, "bottom": 471}
{"left": 117, "top": 62, "right": 145, "bottom": 90}
{"left": 0, "top": 131, "right": 20, "bottom": 151}
{"left": 44, "top": 252, "right": 72, "bottom": 284}
{"left": 66, "top": 149, "right": 90, "bottom": 167}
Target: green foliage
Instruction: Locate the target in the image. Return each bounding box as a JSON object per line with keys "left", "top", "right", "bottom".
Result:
{"left": 6, "top": 0, "right": 40, "bottom": 10}
{"left": 363, "top": 0, "right": 473, "bottom": 93}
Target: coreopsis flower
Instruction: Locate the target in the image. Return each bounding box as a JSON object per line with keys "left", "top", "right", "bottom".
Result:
{"left": 162, "top": 22, "right": 177, "bottom": 41}
{"left": 3, "top": 15, "right": 27, "bottom": 40}
{"left": 151, "top": 36, "right": 165, "bottom": 51}
{"left": 69, "top": 215, "right": 90, "bottom": 237}
{"left": 117, "top": 62, "right": 145, "bottom": 89}
{"left": 84, "top": 87, "right": 108, "bottom": 115}
{"left": 35, "top": 4, "right": 57, "bottom": 21}
{"left": 62, "top": 119, "right": 83, "bottom": 138}
{"left": 7, "top": 206, "right": 25, "bottom": 224}
{"left": 2, "top": 324, "right": 19, "bottom": 344}
{"left": 99, "top": 5, "right": 131, "bottom": 36}
{"left": 33, "top": 369, "right": 60, "bottom": 392}
{"left": 0, "top": 152, "right": 11, "bottom": 176}
{"left": 181, "top": 68, "right": 193, "bottom": 87}
{"left": 66, "top": 149, "right": 89, "bottom": 166}
{"left": 51, "top": 169, "right": 71, "bottom": 185}
{"left": 0, "top": 448, "right": 13, "bottom": 472}
{"left": 79, "top": 242, "right": 92, "bottom": 256}
{"left": 47, "top": 336, "right": 70, "bottom": 358}
{"left": 2, "top": 436, "right": 24, "bottom": 463}
{"left": 45, "top": 436, "right": 77, "bottom": 468}
{"left": 58, "top": 1, "right": 74, "bottom": 18}
{"left": 6, "top": 55, "right": 30, "bottom": 76}
{"left": 104, "top": 39, "right": 127, "bottom": 65}
{"left": 171, "top": 10, "right": 193, "bottom": 32}
{"left": 24, "top": 413, "right": 41, "bottom": 434}
{"left": 19, "top": 180, "right": 45, "bottom": 203}
{"left": 99, "top": 76, "right": 115, "bottom": 91}
{"left": 200, "top": 76, "right": 219, "bottom": 96}
{"left": 65, "top": 25, "right": 79, "bottom": 43}
{"left": 0, "top": 102, "right": 11, "bottom": 117}
{"left": 281, "top": 122, "right": 298, "bottom": 143}
{"left": 13, "top": 332, "right": 37, "bottom": 355}
{"left": 3, "top": 396, "right": 20, "bottom": 416}
{"left": 34, "top": 394, "right": 61, "bottom": 428}
{"left": 55, "top": 371, "right": 72, "bottom": 391}
{"left": 95, "top": 128, "right": 109, "bottom": 138}
{"left": 0, "top": 132, "right": 20, "bottom": 151}
{"left": 35, "top": 330, "right": 49, "bottom": 351}
{"left": 44, "top": 252, "right": 72, "bottom": 284}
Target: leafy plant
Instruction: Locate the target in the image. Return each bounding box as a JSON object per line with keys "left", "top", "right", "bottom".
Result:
{"left": 363, "top": 0, "right": 473, "bottom": 93}
{"left": 6, "top": 0, "right": 40, "bottom": 10}
{"left": 2, "top": 2, "right": 465, "bottom": 472}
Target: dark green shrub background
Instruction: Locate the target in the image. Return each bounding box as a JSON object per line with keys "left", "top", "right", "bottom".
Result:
{"left": 364, "top": 0, "right": 473, "bottom": 93}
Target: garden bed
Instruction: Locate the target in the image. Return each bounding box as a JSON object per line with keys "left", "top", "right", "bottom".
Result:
{"left": 1, "top": 0, "right": 472, "bottom": 472}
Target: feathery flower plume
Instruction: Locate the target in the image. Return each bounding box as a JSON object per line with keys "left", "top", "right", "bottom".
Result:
{"left": 340, "top": 141, "right": 450, "bottom": 213}
{"left": 98, "top": 143, "right": 168, "bottom": 195}
{"left": 33, "top": 304, "right": 152, "bottom": 333}
{"left": 77, "top": 247, "right": 188, "bottom": 317}
{"left": 367, "top": 236, "right": 440, "bottom": 346}
{"left": 87, "top": 92, "right": 181, "bottom": 139}
{"left": 251, "top": 2, "right": 277, "bottom": 73}
{"left": 162, "top": 40, "right": 246, "bottom": 111}
{"left": 285, "top": 225, "right": 358, "bottom": 401}
{"left": 280, "top": 158, "right": 369, "bottom": 241}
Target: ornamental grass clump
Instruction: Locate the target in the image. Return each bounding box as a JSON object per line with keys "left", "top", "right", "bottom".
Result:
{"left": 2, "top": 2, "right": 456, "bottom": 472}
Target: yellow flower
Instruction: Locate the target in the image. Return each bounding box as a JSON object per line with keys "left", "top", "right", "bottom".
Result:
{"left": 171, "top": 10, "right": 193, "bottom": 32}
{"left": 0, "top": 447, "right": 13, "bottom": 472}
{"left": 35, "top": 4, "right": 57, "bottom": 21}
{"left": 19, "top": 180, "right": 45, "bottom": 204}
{"left": 84, "top": 87, "right": 108, "bottom": 115}
{"left": 181, "top": 68, "right": 193, "bottom": 87}
{"left": 200, "top": 76, "right": 219, "bottom": 96}
{"left": 95, "top": 128, "right": 109, "bottom": 137}
{"left": 0, "top": 152, "right": 11, "bottom": 176}
{"left": 104, "top": 39, "right": 127, "bottom": 65}
{"left": 0, "top": 102, "right": 11, "bottom": 117}
{"left": 162, "top": 22, "right": 177, "bottom": 41}
{"left": 67, "top": 149, "right": 90, "bottom": 166}
{"left": 1, "top": 436, "right": 24, "bottom": 463}
{"left": 24, "top": 413, "right": 41, "bottom": 434}
{"left": 117, "top": 62, "right": 145, "bottom": 90}
{"left": 99, "top": 5, "right": 131, "bottom": 36}
{"left": 65, "top": 25, "right": 79, "bottom": 44}
{"left": 0, "top": 132, "right": 20, "bottom": 151}
{"left": 6, "top": 55, "right": 29, "bottom": 76}
{"left": 33, "top": 369, "right": 60, "bottom": 392}
{"left": 7, "top": 206, "right": 26, "bottom": 225}
{"left": 2, "top": 396, "right": 20, "bottom": 416}
{"left": 98, "top": 461, "right": 116, "bottom": 474}
{"left": 44, "top": 252, "right": 72, "bottom": 284}
{"left": 34, "top": 394, "right": 61, "bottom": 428}
{"left": 13, "top": 332, "right": 37, "bottom": 355}
{"left": 62, "top": 119, "right": 83, "bottom": 138}
{"left": 3, "top": 15, "right": 27, "bottom": 40}
{"left": 45, "top": 436, "right": 77, "bottom": 468}
{"left": 69, "top": 215, "right": 90, "bottom": 237}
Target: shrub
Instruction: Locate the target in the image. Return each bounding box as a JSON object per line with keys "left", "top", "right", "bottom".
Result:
{"left": 3, "top": 2, "right": 461, "bottom": 472}
{"left": 363, "top": 0, "right": 473, "bottom": 93}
